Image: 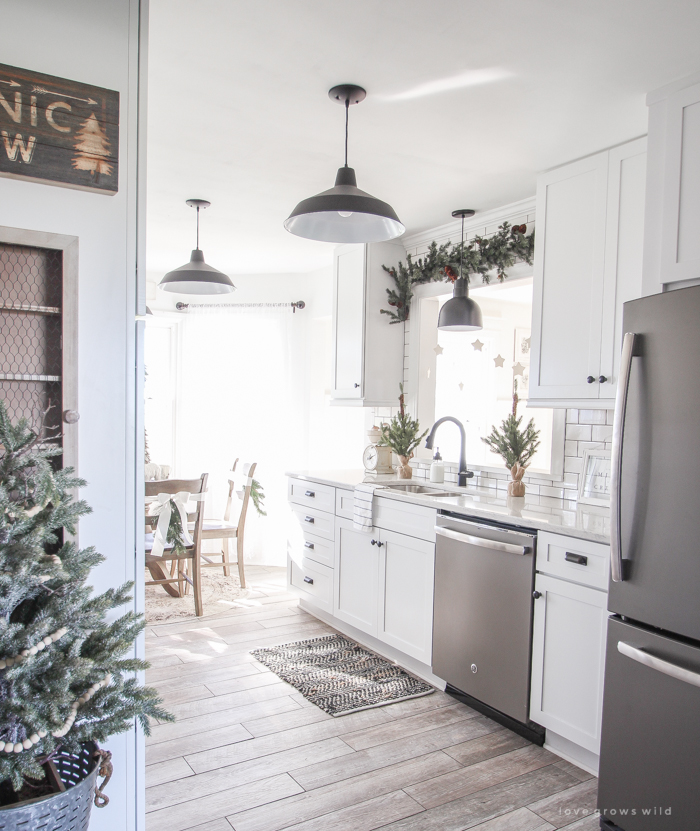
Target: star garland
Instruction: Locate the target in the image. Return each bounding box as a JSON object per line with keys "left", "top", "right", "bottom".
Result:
{"left": 381, "top": 222, "right": 535, "bottom": 324}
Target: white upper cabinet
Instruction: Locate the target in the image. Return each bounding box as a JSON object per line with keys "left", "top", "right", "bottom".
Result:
{"left": 529, "top": 138, "right": 646, "bottom": 408}
{"left": 331, "top": 241, "right": 406, "bottom": 406}
{"left": 643, "top": 76, "right": 700, "bottom": 289}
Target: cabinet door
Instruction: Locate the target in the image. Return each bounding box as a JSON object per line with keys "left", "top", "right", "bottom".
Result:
{"left": 661, "top": 82, "right": 700, "bottom": 284}
{"left": 333, "top": 517, "right": 379, "bottom": 636}
{"left": 377, "top": 528, "right": 435, "bottom": 665}
{"left": 529, "top": 152, "right": 609, "bottom": 403}
{"left": 530, "top": 573, "right": 608, "bottom": 754}
{"left": 599, "top": 138, "right": 647, "bottom": 396}
{"left": 332, "top": 245, "right": 365, "bottom": 399}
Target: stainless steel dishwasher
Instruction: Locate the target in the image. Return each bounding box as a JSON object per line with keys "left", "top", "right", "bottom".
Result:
{"left": 432, "top": 512, "right": 542, "bottom": 742}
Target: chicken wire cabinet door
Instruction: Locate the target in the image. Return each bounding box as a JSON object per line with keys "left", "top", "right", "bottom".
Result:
{"left": 0, "top": 233, "right": 78, "bottom": 472}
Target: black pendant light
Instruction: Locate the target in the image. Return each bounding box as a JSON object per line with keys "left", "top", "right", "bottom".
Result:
{"left": 159, "top": 199, "right": 235, "bottom": 295}
{"left": 284, "top": 84, "right": 405, "bottom": 244}
{"left": 438, "top": 209, "right": 483, "bottom": 331}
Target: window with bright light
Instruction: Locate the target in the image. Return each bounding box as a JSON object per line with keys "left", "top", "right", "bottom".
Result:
{"left": 414, "top": 278, "right": 558, "bottom": 474}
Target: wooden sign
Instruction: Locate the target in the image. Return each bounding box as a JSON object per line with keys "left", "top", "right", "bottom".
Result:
{"left": 0, "top": 63, "right": 119, "bottom": 194}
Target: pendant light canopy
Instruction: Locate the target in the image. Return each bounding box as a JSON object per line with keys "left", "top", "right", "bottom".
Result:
{"left": 284, "top": 84, "right": 405, "bottom": 244}
{"left": 159, "top": 199, "right": 235, "bottom": 295}
{"left": 438, "top": 209, "right": 483, "bottom": 332}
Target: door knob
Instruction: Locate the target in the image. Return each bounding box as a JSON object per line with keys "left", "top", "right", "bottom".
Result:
{"left": 63, "top": 410, "right": 80, "bottom": 424}
{"left": 598, "top": 375, "right": 607, "bottom": 384}
{"left": 586, "top": 376, "right": 595, "bottom": 384}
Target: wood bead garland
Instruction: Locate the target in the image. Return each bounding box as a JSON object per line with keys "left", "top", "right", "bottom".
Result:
{"left": 0, "top": 627, "right": 68, "bottom": 669}
{"left": 0, "top": 673, "right": 112, "bottom": 752}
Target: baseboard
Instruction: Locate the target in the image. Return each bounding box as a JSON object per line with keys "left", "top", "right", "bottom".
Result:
{"left": 544, "top": 729, "right": 600, "bottom": 776}
{"left": 298, "top": 600, "right": 446, "bottom": 689}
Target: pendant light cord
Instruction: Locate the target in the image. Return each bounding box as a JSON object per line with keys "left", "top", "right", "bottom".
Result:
{"left": 196, "top": 205, "right": 200, "bottom": 250}
{"left": 344, "top": 98, "right": 350, "bottom": 167}
{"left": 459, "top": 214, "right": 465, "bottom": 280}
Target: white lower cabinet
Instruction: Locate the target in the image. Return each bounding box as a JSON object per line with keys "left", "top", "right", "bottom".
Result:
{"left": 530, "top": 572, "right": 608, "bottom": 755}
{"left": 332, "top": 516, "right": 435, "bottom": 663}
{"left": 333, "top": 518, "right": 380, "bottom": 637}
{"left": 378, "top": 528, "right": 435, "bottom": 665}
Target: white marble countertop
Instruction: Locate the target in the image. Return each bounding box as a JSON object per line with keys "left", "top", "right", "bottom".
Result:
{"left": 286, "top": 469, "right": 610, "bottom": 544}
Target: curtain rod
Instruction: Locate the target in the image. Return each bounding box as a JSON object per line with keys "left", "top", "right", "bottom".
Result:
{"left": 175, "top": 301, "right": 305, "bottom": 312}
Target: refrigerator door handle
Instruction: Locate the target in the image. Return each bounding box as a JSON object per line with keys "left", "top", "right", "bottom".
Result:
{"left": 610, "top": 332, "right": 638, "bottom": 583}
{"left": 618, "top": 641, "right": 700, "bottom": 689}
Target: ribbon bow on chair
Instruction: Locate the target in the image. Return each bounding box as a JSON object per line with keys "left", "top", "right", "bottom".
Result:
{"left": 147, "top": 492, "right": 204, "bottom": 559}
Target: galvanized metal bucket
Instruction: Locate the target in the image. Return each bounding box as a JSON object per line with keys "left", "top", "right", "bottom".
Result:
{"left": 0, "top": 742, "right": 102, "bottom": 831}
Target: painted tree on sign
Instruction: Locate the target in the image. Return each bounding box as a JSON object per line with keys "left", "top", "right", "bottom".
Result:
{"left": 72, "top": 114, "right": 112, "bottom": 177}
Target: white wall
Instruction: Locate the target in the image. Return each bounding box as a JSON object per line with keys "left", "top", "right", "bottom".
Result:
{"left": 0, "top": 3, "right": 146, "bottom": 829}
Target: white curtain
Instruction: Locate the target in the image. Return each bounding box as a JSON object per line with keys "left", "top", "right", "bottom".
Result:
{"left": 172, "top": 305, "right": 309, "bottom": 567}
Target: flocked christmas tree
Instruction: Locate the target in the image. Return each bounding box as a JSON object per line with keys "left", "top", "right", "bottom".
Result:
{"left": 0, "top": 402, "right": 171, "bottom": 799}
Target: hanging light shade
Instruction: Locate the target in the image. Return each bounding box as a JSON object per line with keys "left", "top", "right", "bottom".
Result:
{"left": 159, "top": 199, "right": 235, "bottom": 295}
{"left": 438, "top": 209, "right": 483, "bottom": 331}
{"left": 284, "top": 85, "right": 405, "bottom": 244}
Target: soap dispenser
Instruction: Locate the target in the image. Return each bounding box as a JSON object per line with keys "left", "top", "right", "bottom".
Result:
{"left": 429, "top": 448, "right": 444, "bottom": 484}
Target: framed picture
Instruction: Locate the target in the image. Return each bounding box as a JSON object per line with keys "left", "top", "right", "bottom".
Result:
{"left": 514, "top": 328, "right": 531, "bottom": 364}
{"left": 578, "top": 448, "right": 612, "bottom": 506}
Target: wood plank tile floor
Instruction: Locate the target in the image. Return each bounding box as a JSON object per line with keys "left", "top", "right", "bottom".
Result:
{"left": 146, "top": 566, "right": 599, "bottom": 831}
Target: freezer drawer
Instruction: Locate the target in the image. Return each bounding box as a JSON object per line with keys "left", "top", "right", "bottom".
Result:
{"left": 598, "top": 616, "right": 700, "bottom": 829}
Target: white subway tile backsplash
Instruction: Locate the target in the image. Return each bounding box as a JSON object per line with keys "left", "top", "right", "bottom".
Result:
{"left": 578, "top": 409, "right": 607, "bottom": 425}
{"left": 540, "top": 486, "right": 565, "bottom": 499}
{"left": 567, "top": 409, "right": 579, "bottom": 423}
{"left": 566, "top": 424, "right": 592, "bottom": 442}
{"left": 606, "top": 410, "right": 616, "bottom": 425}
{"left": 564, "top": 440, "right": 578, "bottom": 457}
{"left": 592, "top": 424, "right": 613, "bottom": 442}
{"left": 564, "top": 456, "right": 584, "bottom": 474}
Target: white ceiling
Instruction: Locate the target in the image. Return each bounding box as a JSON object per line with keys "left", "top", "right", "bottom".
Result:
{"left": 146, "top": 0, "right": 700, "bottom": 277}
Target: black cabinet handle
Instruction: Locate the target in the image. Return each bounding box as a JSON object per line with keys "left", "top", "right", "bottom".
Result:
{"left": 305, "top": 490, "right": 315, "bottom": 498}
{"left": 533, "top": 590, "right": 542, "bottom": 599}
{"left": 371, "top": 539, "right": 384, "bottom": 548}
{"left": 586, "top": 375, "right": 595, "bottom": 384}
{"left": 303, "top": 576, "right": 314, "bottom": 585}
{"left": 304, "top": 516, "right": 314, "bottom": 524}
{"left": 598, "top": 376, "right": 607, "bottom": 384}
{"left": 304, "top": 541, "right": 314, "bottom": 550}
{"left": 354, "top": 383, "right": 360, "bottom": 388}
{"left": 565, "top": 551, "right": 588, "bottom": 566}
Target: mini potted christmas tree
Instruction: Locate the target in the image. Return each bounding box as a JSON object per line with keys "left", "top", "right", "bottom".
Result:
{"left": 379, "top": 385, "right": 428, "bottom": 479}
{"left": 0, "top": 402, "right": 171, "bottom": 828}
{"left": 481, "top": 389, "right": 540, "bottom": 496}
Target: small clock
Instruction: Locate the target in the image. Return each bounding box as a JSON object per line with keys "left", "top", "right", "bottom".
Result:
{"left": 363, "top": 436, "right": 394, "bottom": 474}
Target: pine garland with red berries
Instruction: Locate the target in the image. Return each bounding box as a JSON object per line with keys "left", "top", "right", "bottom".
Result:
{"left": 381, "top": 222, "right": 535, "bottom": 324}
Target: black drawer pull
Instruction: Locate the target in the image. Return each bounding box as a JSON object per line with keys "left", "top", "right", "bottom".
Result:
{"left": 370, "top": 539, "right": 384, "bottom": 548}
{"left": 305, "top": 490, "right": 315, "bottom": 498}
{"left": 304, "top": 541, "right": 314, "bottom": 550}
{"left": 303, "top": 576, "right": 314, "bottom": 585}
{"left": 304, "top": 516, "right": 314, "bottom": 524}
{"left": 565, "top": 551, "right": 588, "bottom": 566}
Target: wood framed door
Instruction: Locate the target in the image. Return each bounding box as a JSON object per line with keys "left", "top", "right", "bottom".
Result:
{"left": 0, "top": 226, "right": 78, "bottom": 473}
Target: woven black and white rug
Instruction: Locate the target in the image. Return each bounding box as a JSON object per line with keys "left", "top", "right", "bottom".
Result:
{"left": 251, "top": 633, "right": 434, "bottom": 717}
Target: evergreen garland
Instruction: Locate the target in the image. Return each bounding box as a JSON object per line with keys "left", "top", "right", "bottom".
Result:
{"left": 0, "top": 402, "right": 172, "bottom": 793}
{"left": 381, "top": 222, "right": 535, "bottom": 323}
{"left": 250, "top": 479, "right": 267, "bottom": 517}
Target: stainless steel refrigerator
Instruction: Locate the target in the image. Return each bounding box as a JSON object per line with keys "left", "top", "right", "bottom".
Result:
{"left": 598, "top": 286, "right": 700, "bottom": 830}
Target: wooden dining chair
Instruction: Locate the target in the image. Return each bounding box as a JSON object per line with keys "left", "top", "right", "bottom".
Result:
{"left": 145, "top": 474, "right": 208, "bottom": 617}
{"left": 199, "top": 459, "right": 256, "bottom": 589}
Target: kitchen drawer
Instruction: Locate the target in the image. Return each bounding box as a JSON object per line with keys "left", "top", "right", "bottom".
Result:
{"left": 290, "top": 504, "right": 335, "bottom": 541}
{"left": 288, "top": 553, "right": 333, "bottom": 614}
{"left": 537, "top": 531, "right": 610, "bottom": 591}
{"left": 288, "top": 478, "right": 335, "bottom": 514}
{"left": 290, "top": 530, "right": 334, "bottom": 569}
{"left": 335, "top": 488, "right": 354, "bottom": 520}
{"left": 374, "top": 496, "right": 436, "bottom": 542}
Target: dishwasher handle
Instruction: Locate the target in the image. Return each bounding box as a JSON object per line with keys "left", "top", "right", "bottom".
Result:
{"left": 435, "top": 525, "right": 532, "bottom": 555}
